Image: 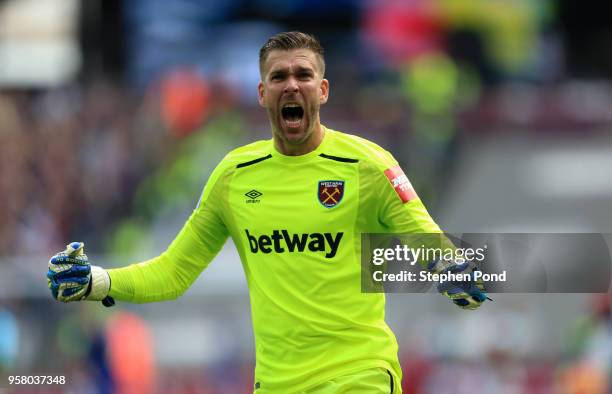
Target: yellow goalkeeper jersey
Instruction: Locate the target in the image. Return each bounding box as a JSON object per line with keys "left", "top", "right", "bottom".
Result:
{"left": 107, "top": 126, "right": 442, "bottom": 392}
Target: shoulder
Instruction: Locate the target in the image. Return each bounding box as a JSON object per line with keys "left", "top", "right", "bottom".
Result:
{"left": 323, "top": 127, "right": 397, "bottom": 171}
{"left": 206, "top": 139, "right": 270, "bottom": 185}
{"left": 199, "top": 139, "right": 271, "bottom": 203}
{"left": 217, "top": 139, "right": 272, "bottom": 170}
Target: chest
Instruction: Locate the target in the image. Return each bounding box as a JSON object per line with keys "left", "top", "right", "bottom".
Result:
{"left": 227, "top": 161, "right": 359, "bottom": 232}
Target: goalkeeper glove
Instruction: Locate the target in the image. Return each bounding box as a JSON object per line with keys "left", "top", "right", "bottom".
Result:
{"left": 47, "top": 242, "right": 115, "bottom": 307}
{"left": 428, "top": 260, "right": 489, "bottom": 310}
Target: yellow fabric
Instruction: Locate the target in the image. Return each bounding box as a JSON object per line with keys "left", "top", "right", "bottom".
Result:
{"left": 108, "top": 127, "right": 442, "bottom": 392}
{"left": 255, "top": 368, "right": 400, "bottom": 394}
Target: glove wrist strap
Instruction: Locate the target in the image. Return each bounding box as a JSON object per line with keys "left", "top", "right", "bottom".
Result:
{"left": 85, "top": 266, "right": 110, "bottom": 301}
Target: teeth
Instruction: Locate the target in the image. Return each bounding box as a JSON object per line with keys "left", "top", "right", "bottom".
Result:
{"left": 283, "top": 103, "right": 301, "bottom": 109}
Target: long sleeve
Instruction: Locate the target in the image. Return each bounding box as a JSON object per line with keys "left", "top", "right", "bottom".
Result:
{"left": 107, "top": 162, "right": 231, "bottom": 302}
{"left": 360, "top": 157, "right": 450, "bottom": 270}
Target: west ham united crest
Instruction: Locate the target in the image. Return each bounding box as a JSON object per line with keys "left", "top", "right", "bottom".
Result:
{"left": 318, "top": 180, "right": 345, "bottom": 208}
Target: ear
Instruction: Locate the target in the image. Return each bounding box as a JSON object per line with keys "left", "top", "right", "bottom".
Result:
{"left": 319, "top": 78, "right": 329, "bottom": 105}
{"left": 258, "top": 81, "right": 265, "bottom": 107}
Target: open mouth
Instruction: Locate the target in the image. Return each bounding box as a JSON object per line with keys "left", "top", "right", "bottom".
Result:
{"left": 281, "top": 104, "right": 304, "bottom": 129}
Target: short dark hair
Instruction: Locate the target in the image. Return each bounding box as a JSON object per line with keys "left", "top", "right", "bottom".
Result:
{"left": 259, "top": 31, "right": 325, "bottom": 76}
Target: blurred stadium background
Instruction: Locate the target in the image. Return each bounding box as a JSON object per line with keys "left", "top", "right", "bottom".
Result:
{"left": 1, "top": 0, "right": 612, "bottom": 392}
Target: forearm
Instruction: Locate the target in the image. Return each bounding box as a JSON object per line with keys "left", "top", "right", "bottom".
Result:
{"left": 382, "top": 198, "right": 453, "bottom": 270}
{"left": 108, "top": 253, "right": 195, "bottom": 302}
{"left": 107, "top": 211, "right": 228, "bottom": 303}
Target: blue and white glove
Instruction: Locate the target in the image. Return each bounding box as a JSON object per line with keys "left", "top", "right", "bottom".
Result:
{"left": 47, "top": 242, "right": 114, "bottom": 306}
{"left": 428, "top": 260, "right": 490, "bottom": 310}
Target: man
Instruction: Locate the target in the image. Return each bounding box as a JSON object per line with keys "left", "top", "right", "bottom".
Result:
{"left": 48, "top": 32, "right": 486, "bottom": 393}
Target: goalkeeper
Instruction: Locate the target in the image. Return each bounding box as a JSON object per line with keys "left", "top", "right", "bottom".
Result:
{"left": 47, "top": 31, "right": 488, "bottom": 393}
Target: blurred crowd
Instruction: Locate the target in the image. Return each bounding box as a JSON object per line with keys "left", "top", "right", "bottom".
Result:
{"left": 4, "top": 295, "right": 612, "bottom": 393}
{"left": 0, "top": 83, "right": 158, "bottom": 256}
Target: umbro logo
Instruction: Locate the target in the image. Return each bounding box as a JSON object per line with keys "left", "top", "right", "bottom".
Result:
{"left": 245, "top": 190, "right": 262, "bottom": 203}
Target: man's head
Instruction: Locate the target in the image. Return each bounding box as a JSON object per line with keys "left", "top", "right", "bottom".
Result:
{"left": 258, "top": 32, "right": 329, "bottom": 155}
{"left": 259, "top": 31, "right": 325, "bottom": 77}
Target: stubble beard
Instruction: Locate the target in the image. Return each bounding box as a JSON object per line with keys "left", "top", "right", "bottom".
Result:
{"left": 269, "top": 109, "right": 314, "bottom": 146}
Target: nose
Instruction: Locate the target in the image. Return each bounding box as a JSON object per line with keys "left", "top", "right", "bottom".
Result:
{"left": 283, "top": 76, "right": 299, "bottom": 93}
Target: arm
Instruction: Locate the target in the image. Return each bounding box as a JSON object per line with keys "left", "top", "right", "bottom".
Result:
{"left": 373, "top": 161, "right": 442, "bottom": 237}
{"left": 107, "top": 203, "right": 229, "bottom": 302}
{"left": 370, "top": 159, "right": 488, "bottom": 309}
{"left": 48, "top": 161, "right": 232, "bottom": 305}
{"left": 106, "top": 164, "right": 231, "bottom": 303}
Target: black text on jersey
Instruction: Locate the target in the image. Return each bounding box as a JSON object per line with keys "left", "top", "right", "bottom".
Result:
{"left": 245, "top": 229, "right": 343, "bottom": 259}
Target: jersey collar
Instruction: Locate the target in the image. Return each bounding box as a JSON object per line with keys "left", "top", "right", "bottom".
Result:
{"left": 271, "top": 125, "right": 332, "bottom": 164}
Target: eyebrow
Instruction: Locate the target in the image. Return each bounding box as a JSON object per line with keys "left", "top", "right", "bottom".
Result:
{"left": 269, "top": 65, "right": 315, "bottom": 77}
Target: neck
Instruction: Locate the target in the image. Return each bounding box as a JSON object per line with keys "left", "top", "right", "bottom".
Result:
{"left": 275, "top": 123, "right": 324, "bottom": 156}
